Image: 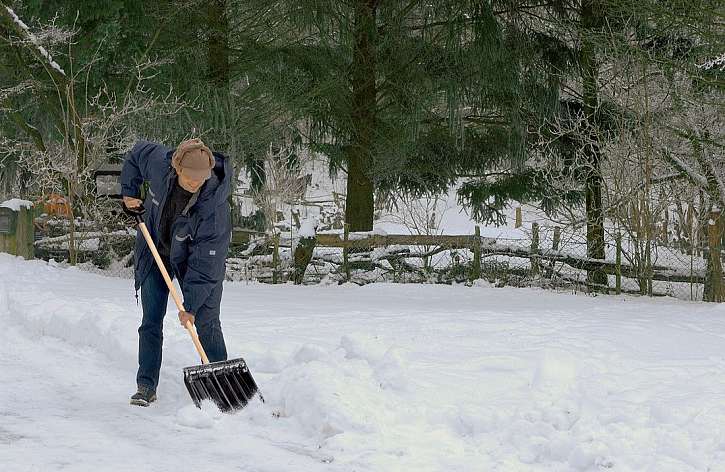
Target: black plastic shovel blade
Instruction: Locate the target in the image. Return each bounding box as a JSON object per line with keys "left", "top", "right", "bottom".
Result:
{"left": 183, "top": 358, "right": 262, "bottom": 412}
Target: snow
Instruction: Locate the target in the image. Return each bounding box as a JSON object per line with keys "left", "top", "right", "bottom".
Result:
{"left": 35, "top": 228, "right": 135, "bottom": 247}
{"left": 0, "top": 198, "right": 33, "bottom": 211}
{"left": 374, "top": 186, "right": 527, "bottom": 240}
{"left": 77, "top": 237, "right": 100, "bottom": 251}
{"left": 699, "top": 52, "right": 725, "bottom": 71}
{"left": 348, "top": 230, "right": 386, "bottom": 240}
{"left": 37, "top": 236, "right": 101, "bottom": 251}
{"left": 299, "top": 218, "right": 317, "bottom": 238}
{"left": 2, "top": 253, "right": 725, "bottom": 471}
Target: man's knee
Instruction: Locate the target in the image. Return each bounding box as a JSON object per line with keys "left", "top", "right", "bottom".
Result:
{"left": 195, "top": 310, "right": 221, "bottom": 335}
{"left": 194, "top": 284, "right": 223, "bottom": 334}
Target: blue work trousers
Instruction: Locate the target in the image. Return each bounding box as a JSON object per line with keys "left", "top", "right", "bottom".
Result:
{"left": 136, "top": 259, "right": 228, "bottom": 391}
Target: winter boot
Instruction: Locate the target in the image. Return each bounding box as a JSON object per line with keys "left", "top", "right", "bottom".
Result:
{"left": 130, "top": 385, "right": 157, "bottom": 407}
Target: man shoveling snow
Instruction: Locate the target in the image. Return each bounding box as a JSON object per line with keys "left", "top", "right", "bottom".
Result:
{"left": 121, "top": 138, "right": 233, "bottom": 406}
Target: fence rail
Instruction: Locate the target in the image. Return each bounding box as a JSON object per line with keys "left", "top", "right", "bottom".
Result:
{"left": 275, "top": 215, "right": 724, "bottom": 301}
{"left": 28, "top": 213, "right": 724, "bottom": 301}
{"left": 294, "top": 228, "right": 709, "bottom": 285}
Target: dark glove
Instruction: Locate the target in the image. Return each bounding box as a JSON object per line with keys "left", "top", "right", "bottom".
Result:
{"left": 121, "top": 201, "right": 145, "bottom": 218}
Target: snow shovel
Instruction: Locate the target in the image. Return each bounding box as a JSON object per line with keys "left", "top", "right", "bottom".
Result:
{"left": 134, "top": 213, "right": 262, "bottom": 412}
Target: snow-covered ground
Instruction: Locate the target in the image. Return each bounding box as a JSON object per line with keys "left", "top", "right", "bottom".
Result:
{"left": 2, "top": 253, "right": 725, "bottom": 471}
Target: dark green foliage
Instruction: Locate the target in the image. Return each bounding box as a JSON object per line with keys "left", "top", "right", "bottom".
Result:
{"left": 458, "top": 168, "right": 584, "bottom": 226}
{"left": 3, "top": 0, "right": 720, "bottom": 234}
{"left": 230, "top": 0, "right": 573, "bottom": 226}
{"left": 18, "top": 0, "right": 156, "bottom": 92}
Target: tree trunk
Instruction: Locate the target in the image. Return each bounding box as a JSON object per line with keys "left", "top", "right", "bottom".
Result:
{"left": 345, "top": 0, "right": 378, "bottom": 232}
{"left": 705, "top": 210, "right": 724, "bottom": 302}
{"left": 580, "top": 0, "right": 607, "bottom": 288}
{"left": 67, "top": 177, "right": 77, "bottom": 266}
{"left": 692, "top": 135, "right": 725, "bottom": 301}
{"left": 206, "top": 0, "right": 229, "bottom": 87}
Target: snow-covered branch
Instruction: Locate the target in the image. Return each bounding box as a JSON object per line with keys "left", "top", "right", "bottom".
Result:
{"left": 698, "top": 52, "right": 725, "bottom": 71}
{"left": 1, "top": 5, "right": 66, "bottom": 77}
{"left": 659, "top": 149, "right": 709, "bottom": 188}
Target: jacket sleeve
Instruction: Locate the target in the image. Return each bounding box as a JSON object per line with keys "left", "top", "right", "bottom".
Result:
{"left": 181, "top": 205, "right": 231, "bottom": 315}
{"left": 121, "top": 141, "right": 169, "bottom": 197}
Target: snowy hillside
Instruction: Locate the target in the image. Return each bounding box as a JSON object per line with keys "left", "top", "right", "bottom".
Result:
{"left": 2, "top": 254, "right": 725, "bottom": 471}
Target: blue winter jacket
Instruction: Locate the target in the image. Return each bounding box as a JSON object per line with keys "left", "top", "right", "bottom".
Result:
{"left": 121, "top": 140, "right": 232, "bottom": 315}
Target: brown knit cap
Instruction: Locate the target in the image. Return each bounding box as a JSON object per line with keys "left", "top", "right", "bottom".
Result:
{"left": 172, "top": 138, "right": 214, "bottom": 180}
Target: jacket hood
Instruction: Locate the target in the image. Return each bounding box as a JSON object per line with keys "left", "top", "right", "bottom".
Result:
{"left": 197, "top": 151, "right": 232, "bottom": 207}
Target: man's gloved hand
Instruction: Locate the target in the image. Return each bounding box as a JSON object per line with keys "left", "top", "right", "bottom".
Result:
{"left": 179, "top": 311, "right": 195, "bottom": 327}
{"left": 122, "top": 196, "right": 145, "bottom": 217}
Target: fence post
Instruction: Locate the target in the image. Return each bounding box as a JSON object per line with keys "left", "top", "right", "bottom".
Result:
{"left": 706, "top": 210, "right": 724, "bottom": 302}
{"left": 343, "top": 223, "right": 350, "bottom": 282}
{"left": 293, "top": 234, "right": 316, "bottom": 285}
{"left": 545, "top": 226, "right": 560, "bottom": 279}
{"left": 515, "top": 206, "right": 522, "bottom": 228}
{"left": 615, "top": 233, "right": 622, "bottom": 295}
{"left": 471, "top": 225, "right": 481, "bottom": 281}
{"left": 272, "top": 232, "right": 280, "bottom": 284}
{"left": 531, "top": 222, "right": 540, "bottom": 275}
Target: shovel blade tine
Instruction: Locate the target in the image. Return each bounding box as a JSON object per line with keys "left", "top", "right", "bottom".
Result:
{"left": 183, "top": 358, "right": 260, "bottom": 412}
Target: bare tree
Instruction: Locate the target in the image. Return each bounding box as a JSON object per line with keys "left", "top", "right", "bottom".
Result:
{"left": 250, "top": 143, "right": 309, "bottom": 233}
{"left": 1, "top": 6, "right": 187, "bottom": 264}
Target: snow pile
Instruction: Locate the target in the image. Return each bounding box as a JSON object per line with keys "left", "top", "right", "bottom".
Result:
{"left": 266, "top": 334, "right": 411, "bottom": 442}
{"left": 298, "top": 217, "right": 317, "bottom": 238}
{"left": 176, "top": 400, "right": 223, "bottom": 429}
{"left": 0, "top": 198, "right": 33, "bottom": 211}
{"left": 2, "top": 253, "right": 725, "bottom": 471}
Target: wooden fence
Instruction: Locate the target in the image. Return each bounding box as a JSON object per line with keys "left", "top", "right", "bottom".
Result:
{"left": 240, "top": 219, "right": 723, "bottom": 299}
{"left": 29, "top": 211, "right": 723, "bottom": 300}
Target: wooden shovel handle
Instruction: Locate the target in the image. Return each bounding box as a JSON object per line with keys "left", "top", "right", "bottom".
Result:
{"left": 136, "top": 217, "right": 210, "bottom": 365}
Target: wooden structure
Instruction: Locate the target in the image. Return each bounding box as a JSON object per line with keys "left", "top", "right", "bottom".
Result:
{"left": 259, "top": 225, "right": 712, "bottom": 288}
{"left": 93, "top": 163, "right": 123, "bottom": 199}
{"left": 0, "top": 202, "right": 34, "bottom": 259}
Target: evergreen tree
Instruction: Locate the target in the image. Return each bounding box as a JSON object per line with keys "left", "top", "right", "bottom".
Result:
{"left": 230, "top": 0, "right": 565, "bottom": 230}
